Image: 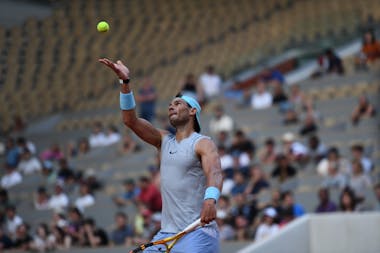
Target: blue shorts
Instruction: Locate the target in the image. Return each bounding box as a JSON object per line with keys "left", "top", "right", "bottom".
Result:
{"left": 143, "top": 226, "right": 219, "bottom": 253}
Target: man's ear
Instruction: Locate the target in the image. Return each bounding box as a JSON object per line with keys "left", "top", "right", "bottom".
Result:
{"left": 189, "top": 107, "right": 197, "bottom": 116}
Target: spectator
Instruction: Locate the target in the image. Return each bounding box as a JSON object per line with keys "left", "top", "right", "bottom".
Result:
{"left": 119, "top": 131, "right": 139, "bottom": 154}
{"left": 262, "top": 189, "right": 284, "bottom": 215}
{"left": 83, "top": 168, "right": 103, "bottom": 192}
{"left": 254, "top": 207, "right": 279, "bottom": 242}
{"left": 5, "top": 138, "right": 19, "bottom": 168}
{"left": 199, "top": 65, "right": 222, "bottom": 101}
{"left": 65, "top": 207, "right": 84, "bottom": 246}
{"left": 50, "top": 212, "right": 68, "bottom": 229}
{"left": 271, "top": 81, "right": 289, "bottom": 111}
{"left": 113, "top": 178, "right": 140, "bottom": 207}
{"left": 5, "top": 205, "right": 23, "bottom": 238}
{"left": 259, "top": 138, "right": 278, "bottom": 166}
{"left": 350, "top": 144, "right": 374, "bottom": 174}
{"left": 80, "top": 218, "right": 108, "bottom": 247}
{"left": 88, "top": 122, "right": 107, "bottom": 148}
{"left": 230, "top": 129, "right": 256, "bottom": 162}
{"left": 315, "top": 188, "right": 337, "bottom": 213}
{"left": 1, "top": 164, "right": 22, "bottom": 189}
{"left": 209, "top": 105, "right": 234, "bottom": 137}
{"left": 374, "top": 184, "right": 380, "bottom": 211}
{"left": 136, "top": 78, "right": 157, "bottom": 122}
{"left": 221, "top": 170, "right": 235, "bottom": 195}
{"left": 307, "top": 135, "right": 327, "bottom": 165}
{"left": 111, "top": 212, "right": 134, "bottom": 246}
{"left": 41, "top": 161, "right": 57, "bottom": 185}
{"left": 317, "top": 147, "right": 350, "bottom": 177}
{"left": 17, "top": 148, "right": 42, "bottom": 175}
{"left": 40, "top": 143, "right": 64, "bottom": 162}
{"left": 321, "top": 160, "right": 347, "bottom": 190}
{"left": 299, "top": 113, "right": 318, "bottom": 136}
{"left": 351, "top": 95, "right": 376, "bottom": 125}
{"left": 348, "top": 160, "right": 372, "bottom": 201}
{"left": 11, "top": 115, "right": 26, "bottom": 133}
{"left": 74, "top": 183, "right": 95, "bottom": 212}
{"left": 215, "top": 130, "right": 231, "bottom": 148}
{"left": 271, "top": 154, "right": 297, "bottom": 184}
{"left": 245, "top": 164, "right": 270, "bottom": 197}
{"left": 57, "top": 158, "right": 75, "bottom": 184}
{"left": 281, "top": 132, "right": 309, "bottom": 163}
{"left": 216, "top": 210, "right": 235, "bottom": 241}
{"left": 0, "top": 188, "right": 10, "bottom": 225}
{"left": 217, "top": 195, "right": 232, "bottom": 217}
{"left": 356, "top": 30, "right": 380, "bottom": 67}
{"left": 103, "top": 125, "right": 122, "bottom": 146}
{"left": 180, "top": 73, "right": 203, "bottom": 102}
{"left": 250, "top": 80, "right": 273, "bottom": 110}
{"left": 137, "top": 176, "right": 162, "bottom": 213}
{"left": 283, "top": 108, "right": 299, "bottom": 125}
{"left": 34, "top": 186, "right": 50, "bottom": 210}
{"left": 282, "top": 191, "right": 305, "bottom": 218}
{"left": 339, "top": 187, "right": 357, "bottom": 212}
{"left": 48, "top": 184, "right": 69, "bottom": 212}
{"left": 30, "top": 223, "right": 55, "bottom": 252}
{"left": 77, "top": 138, "right": 90, "bottom": 156}
{"left": 325, "top": 48, "right": 344, "bottom": 75}
{"left": 231, "top": 171, "right": 248, "bottom": 196}
{"left": 218, "top": 145, "right": 234, "bottom": 179}
{"left": 0, "top": 227, "right": 13, "bottom": 250}
{"left": 13, "top": 223, "right": 32, "bottom": 251}
{"left": 231, "top": 194, "right": 256, "bottom": 241}
{"left": 16, "top": 137, "right": 36, "bottom": 155}
{"left": 50, "top": 225, "right": 67, "bottom": 250}
{"left": 289, "top": 84, "right": 306, "bottom": 109}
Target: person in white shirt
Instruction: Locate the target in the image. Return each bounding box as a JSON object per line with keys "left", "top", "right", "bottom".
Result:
{"left": 5, "top": 205, "right": 23, "bottom": 238}
{"left": 1, "top": 164, "right": 22, "bottom": 189}
{"left": 281, "top": 132, "right": 309, "bottom": 163}
{"left": 199, "top": 65, "right": 222, "bottom": 100}
{"left": 351, "top": 144, "right": 373, "bottom": 174}
{"left": 17, "top": 149, "right": 42, "bottom": 175}
{"left": 17, "top": 137, "right": 37, "bottom": 155}
{"left": 349, "top": 160, "right": 372, "bottom": 200}
{"left": 103, "top": 125, "right": 122, "bottom": 146}
{"left": 209, "top": 105, "right": 234, "bottom": 137}
{"left": 48, "top": 184, "right": 69, "bottom": 212}
{"left": 250, "top": 80, "right": 273, "bottom": 110}
{"left": 74, "top": 183, "right": 95, "bottom": 212}
{"left": 254, "top": 207, "right": 279, "bottom": 241}
{"left": 89, "top": 122, "right": 107, "bottom": 148}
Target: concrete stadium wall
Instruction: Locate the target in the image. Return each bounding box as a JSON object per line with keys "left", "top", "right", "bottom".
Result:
{"left": 238, "top": 212, "right": 380, "bottom": 253}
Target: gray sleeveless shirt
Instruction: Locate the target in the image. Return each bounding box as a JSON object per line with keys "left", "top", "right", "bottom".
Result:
{"left": 160, "top": 132, "right": 209, "bottom": 233}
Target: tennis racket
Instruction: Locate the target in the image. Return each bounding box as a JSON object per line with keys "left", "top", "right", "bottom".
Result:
{"left": 129, "top": 218, "right": 202, "bottom": 253}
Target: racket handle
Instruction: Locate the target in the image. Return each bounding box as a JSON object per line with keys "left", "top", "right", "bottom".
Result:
{"left": 183, "top": 218, "right": 201, "bottom": 233}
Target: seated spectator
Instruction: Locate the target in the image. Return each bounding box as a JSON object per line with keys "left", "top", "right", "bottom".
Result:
{"left": 231, "top": 171, "right": 248, "bottom": 196}
{"left": 138, "top": 176, "right": 162, "bottom": 213}
{"left": 317, "top": 147, "right": 351, "bottom": 177}
{"left": 350, "top": 144, "right": 374, "bottom": 173}
{"left": 199, "top": 65, "right": 222, "bottom": 101}
{"left": 254, "top": 207, "right": 279, "bottom": 242}
{"left": 231, "top": 194, "right": 256, "bottom": 241}
{"left": 245, "top": 164, "right": 270, "bottom": 197}
{"left": 40, "top": 143, "right": 64, "bottom": 162}
{"left": 74, "top": 183, "right": 95, "bottom": 212}
{"left": 281, "top": 132, "right": 308, "bottom": 163}
{"left": 76, "top": 138, "right": 90, "bottom": 157}
{"left": 30, "top": 223, "right": 55, "bottom": 252}
{"left": 50, "top": 212, "right": 68, "bottom": 229}
{"left": 0, "top": 227, "right": 13, "bottom": 250}
{"left": 1, "top": 164, "right": 22, "bottom": 189}
{"left": 356, "top": 30, "right": 380, "bottom": 68}
{"left": 57, "top": 158, "right": 75, "bottom": 184}
{"left": 321, "top": 161, "right": 347, "bottom": 190}
{"left": 216, "top": 210, "right": 235, "bottom": 241}
{"left": 119, "top": 131, "right": 139, "bottom": 154}
{"left": 259, "top": 138, "right": 278, "bottom": 166}
{"left": 88, "top": 122, "right": 107, "bottom": 148}
{"left": 307, "top": 135, "right": 327, "bottom": 164}
{"left": 113, "top": 178, "right": 140, "bottom": 207}
{"left": 250, "top": 80, "right": 273, "bottom": 110}
{"left": 136, "top": 78, "right": 157, "bottom": 122}
{"left": 180, "top": 73, "right": 203, "bottom": 102}
{"left": 5, "top": 205, "right": 23, "bottom": 238}
{"left": 83, "top": 168, "right": 103, "bottom": 192}
{"left": 218, "top": 145, "right": 234, "bottom": 178}
{"left": 289, "top": 84, "right": 306, "bottom": 109}
{"left": 215, "top": 130, "right": 231, "bottom": 147}
{"left": 217, "top": 195, "right": 232, "bottom": 217}
{"left": 348, "top": 160, "right": 372, "bottom": 201}
{"left": 0, "top": 188, "right": 10, "bottom": 225}
{"left": 281, "top": 191, "right": 305, "bottom": 218}
{"left": 50, "top": 225, "right": 67, "bottom": 250}
{"left": 41, "top": 161, "right": 57, "bottom": 185}
{"left": 230, "top": 129, "right": 256, "bottom": 161}
{"left": 283, "top": 108, "right": 299, "bottom": 125}
{"left": 34, "top": 186, "right": 50, "bottom": 210}
{"left": 351, "top": 95, "right": 376, "bottom": 125}
{"left": 11, "top": 115, "right": 26, "bottom": 133}
{"left": 80, "top": 218, "right": 108, "bottom": 247}
{"left": 104, "top": 125, "right": 122, "bottom": 146}
{"left": 17, "top": 148, "right": 42, "bottom": 175}
{"left": 65, "top": 207, "right": 84, "bottom": 247}
{"left": 315, "top": 188, "right": 337, "bottom": 213}
{"left": 271, "top": 81, "right": 289, "bottom": 111}
{"left": 271, "top": 154, "right": 297, "bottom": 184}
{"left": 221, "top": 170, "right": 235, "bottom": 195}
{"left": 4, "top": 138, "right": 19, "bottom": 168}
{"left": 13, "top": 223, "right": 32, "bottom": 251}
{"left": 48, "top": 184, "right": 69, "bottom": 212}
{"left": 209, "top": 105, "right": 234, "bottom": 137}
{"left": 16, "top": 137, "right": 36, "bottom": 155}
{"left": 260, "top": 189, "right": 283, "bottom": 215}
{"left": 325, "top": 48, "right": 344, "bottom": 75}
{"left": 111, "top": 212, "right": 134, "bottom": 246}
{"left": 339, "top": 187, "right": 358, "bottom": 212}
{"left": 299, "top": 113, "right": 318, "bottom": 136}
{"left": 374, "top": 184, "right": 380, "bottom": 211}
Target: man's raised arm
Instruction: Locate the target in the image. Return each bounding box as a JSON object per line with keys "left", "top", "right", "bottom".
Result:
{"left": 98, "top": 58, "right": 165, "bottom": 148}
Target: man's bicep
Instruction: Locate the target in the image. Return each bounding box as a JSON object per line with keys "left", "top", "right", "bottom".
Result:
{"left": 196, "top": 139, "right": 223, "bottom": 188}
{"left": 127, "top": 117, "right": 167, "bottom": 148}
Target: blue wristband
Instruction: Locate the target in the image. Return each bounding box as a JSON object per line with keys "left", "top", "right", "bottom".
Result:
{"left": 120, "top": 92, "right": 136, "bottom": 110}
{"left": 204, "top": 186, "right": 220, "bottom": 202}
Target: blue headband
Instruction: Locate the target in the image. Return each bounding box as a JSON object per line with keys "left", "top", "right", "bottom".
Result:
{"left": 180, "top": 95, "right": 201, "bottom": 132}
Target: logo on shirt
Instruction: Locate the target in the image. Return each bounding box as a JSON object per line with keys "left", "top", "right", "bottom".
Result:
{"left": 169, "top": 151, "right": 177, "bottom": 154}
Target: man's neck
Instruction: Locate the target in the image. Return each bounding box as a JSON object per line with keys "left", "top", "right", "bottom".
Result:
{"left": 175, "top": 126, "right": 195, "bottom": 142}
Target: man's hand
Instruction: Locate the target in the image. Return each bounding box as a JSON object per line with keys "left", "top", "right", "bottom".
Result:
{"left": 98, "top": 58, "right": 130, "bottom": 80}
{"left": 200, "top": 199, "right": 217, "bottom": 225}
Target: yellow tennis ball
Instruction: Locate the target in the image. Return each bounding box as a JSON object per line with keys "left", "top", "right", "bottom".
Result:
{"left": 97, "top": 21, "right": 109, "bottom": 33}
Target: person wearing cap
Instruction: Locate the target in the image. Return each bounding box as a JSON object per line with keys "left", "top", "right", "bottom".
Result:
{"left": 99, "top": 58, "right": 222, "bottom": 253}
{"left": 254, "top": 207, "right": 279, "bottom": 242}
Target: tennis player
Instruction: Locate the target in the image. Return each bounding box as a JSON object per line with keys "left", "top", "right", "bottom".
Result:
{"left": 99, "top": 58, "right": 222, "bottom": 253}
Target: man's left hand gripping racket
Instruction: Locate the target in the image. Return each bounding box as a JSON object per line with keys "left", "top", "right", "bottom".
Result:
{"left": 129, "top": 218, "right": 201, "bottom": 253}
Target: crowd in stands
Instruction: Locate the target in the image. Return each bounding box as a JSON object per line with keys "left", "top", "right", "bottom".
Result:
{"left": 1, "top": 31, "right": 380, "bottom": 251}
